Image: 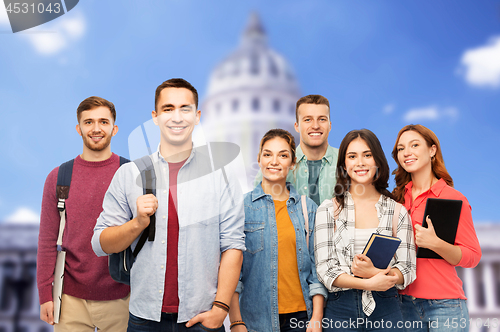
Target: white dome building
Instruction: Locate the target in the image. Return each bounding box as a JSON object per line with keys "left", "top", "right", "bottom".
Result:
{"left": 201, "top": 13, "right": 301, "bottom": 185}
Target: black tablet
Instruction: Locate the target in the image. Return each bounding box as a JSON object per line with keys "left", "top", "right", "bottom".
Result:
{"left": 416, "top": 198, "right": 462, "bottom": 259}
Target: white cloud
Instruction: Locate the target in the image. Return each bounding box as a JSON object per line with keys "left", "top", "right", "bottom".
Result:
{"left": 25, "top": 32, "right": 66, "bottom": 55}
{"left": 459, "top": 36, "right": 500, "bottom": 88}
{"left": 22, "top": 12, "right": 85, "bottom": 55}
{"left": 0, "top": 2, "right": 10, "bottom": 26}
{"left": 383, "top": 104, "right": 395, "bottom": 115}
{"left": 60, "top": 12, "right": 85, "bottom": 38}
{"left": 403, "top": 105, "right": 458, "bottom": 123}
{"left": 4, "top": 207, "right": 40, "bottom": 224}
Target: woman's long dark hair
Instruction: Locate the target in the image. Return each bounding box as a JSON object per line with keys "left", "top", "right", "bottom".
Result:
{"left": 334, "top": 129, "right": 393, "bottom": 211}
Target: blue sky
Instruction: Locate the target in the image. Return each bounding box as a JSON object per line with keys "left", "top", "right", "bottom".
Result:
{"left": 0, "top": 0, "right": 499, "bottom": 223}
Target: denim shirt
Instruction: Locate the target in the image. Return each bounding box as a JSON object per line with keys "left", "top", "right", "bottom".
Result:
{"left": 92, "top": 145, "right": 245, "bottom": 323}
{"left": 255, "top": 145, "right": 339, "bottom": 205}
{"left": 236, "top": 183, "right": 327, "bottom": 332}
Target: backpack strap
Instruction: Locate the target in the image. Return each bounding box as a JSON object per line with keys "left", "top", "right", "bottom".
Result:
{"left": 55, "top": 159, "right": 74, "bottom": 249}
{"left": 392, "top": 202, "right": 402, "bottom": 237}
{"left": 132, "top": 155, "right": 157, "bottom": 257}
{"left": 56, "top": 156, "right": 130, "bottom": 249}
{"left": 301, "top": 196, "right": 309, "bottom": 247}
{"left": 119, "top": 156, "right": 130, "bottom": 166}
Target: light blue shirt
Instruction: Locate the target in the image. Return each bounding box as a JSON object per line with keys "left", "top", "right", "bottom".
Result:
{"left": 92, "top": 145, "right": 245, "bottom": 323}
{"left": 236, "top": 183, "right": 327, "bottom": 332}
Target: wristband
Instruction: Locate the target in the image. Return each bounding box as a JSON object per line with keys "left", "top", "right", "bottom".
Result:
{"left": 230, "top": 320, "right": 246, "bottom": 329}
{"left": 212, "top": 300, "right": 230, "bottom": 312}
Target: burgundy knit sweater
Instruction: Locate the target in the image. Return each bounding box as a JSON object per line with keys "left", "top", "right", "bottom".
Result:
{"left": 37, "top": 153, "right": 130, "bottom": 304}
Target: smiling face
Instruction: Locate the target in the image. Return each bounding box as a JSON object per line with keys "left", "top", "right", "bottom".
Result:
{"left": 76, "top": 106, "right": 118, "bottom": 153}
{"left": 344, "top": 138, "right": 378, "bottom": 187}
{"left": 152, "top": 87, "right": 201, "bottom": 151}
{"left": 259, "top": 137, "right": 295, "bottom": 184}
{"left": 294, "top": 103, "right": 331, "bottom": 151}
{"left": 396, "top": 130, "right": 437, "bottom": 176}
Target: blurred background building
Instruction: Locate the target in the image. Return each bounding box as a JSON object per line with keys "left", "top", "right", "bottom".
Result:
{"left": 1, "top": 223, "right": 499, "bottom": 332}
{"left": 201, "top": 13, "right": 300, "bottom": 185}
{"left": 0, "top": 224, "right": 48, "bottom": 332}
{"left": 0, "top": 13, "right": 498, "bottom": 332}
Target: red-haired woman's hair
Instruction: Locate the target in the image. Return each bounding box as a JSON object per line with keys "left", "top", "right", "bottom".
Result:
{"left": 391, "top": 124, "right": 453, "bottom": 204}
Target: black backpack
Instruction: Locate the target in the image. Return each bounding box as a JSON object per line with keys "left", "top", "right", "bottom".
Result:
{"left": 57, "top": 155, "right": 156, "bottom": 286}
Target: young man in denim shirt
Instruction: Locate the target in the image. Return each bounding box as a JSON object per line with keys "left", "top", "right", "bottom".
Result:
{"left": 92, "top": 78, "right": 245, "bottom": 331}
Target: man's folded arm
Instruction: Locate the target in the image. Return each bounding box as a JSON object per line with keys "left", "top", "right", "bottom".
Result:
{"left": 98, "top": 218, "right": 146, "bottom": 254}
{"left": 92, "top": 165, "right": 154, "bottom": 256}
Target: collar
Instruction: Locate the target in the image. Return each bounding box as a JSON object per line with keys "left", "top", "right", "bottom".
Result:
{"left": 404, "top": 178, "right": 447, "bottom": 197}
{"left": 296, "top": 144, "right": 336, "bottom": 165}
{"left": 155, "top": 143, "right": 196, "bottom": 165}
{"left": 430, "top": 178, "right": 447, "bottom": 196}
{"left": 252, "top": 182, "right": 300, "bottom": 204}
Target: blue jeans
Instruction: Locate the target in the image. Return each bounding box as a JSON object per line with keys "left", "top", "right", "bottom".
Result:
{"left": 324, "top": 288, "right": 403, "bottom": 331}
{"left": 279, "top": 311, "right": 308, "bottom": 332}
{"left": 399, "top": 295, "right": 469, "bottom": 332}
{"left": 127, "top": 312, "right": 225, "bottom": 332}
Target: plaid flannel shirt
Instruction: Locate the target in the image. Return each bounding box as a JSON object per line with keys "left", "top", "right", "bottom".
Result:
{"left": 314, "top": 192, "right": 416, "bottom": 316}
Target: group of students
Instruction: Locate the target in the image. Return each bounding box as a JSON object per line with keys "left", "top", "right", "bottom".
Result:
{"left": 235, "top": 124, "right": 481, "bottom": 332}
{"left": 37, "top": 78, "right": 481, "bottom": 332}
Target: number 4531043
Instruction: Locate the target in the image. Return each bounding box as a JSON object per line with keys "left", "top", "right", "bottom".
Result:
{"left": 444, "top": 318, "right": 499, "bottom": 329}
{"left": 6, "top": 3, "right": 61, "bottom": 14}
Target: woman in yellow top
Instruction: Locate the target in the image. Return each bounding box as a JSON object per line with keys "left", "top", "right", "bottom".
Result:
{"left": 229, "top": 129, "right": 327, "bottom": 332}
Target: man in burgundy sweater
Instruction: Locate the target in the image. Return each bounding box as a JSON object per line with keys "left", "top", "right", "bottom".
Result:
{"left": 37, "top": 96, "right": 130, "bottom": 331}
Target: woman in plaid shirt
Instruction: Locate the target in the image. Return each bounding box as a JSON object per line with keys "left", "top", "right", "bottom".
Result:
{"left": 314, "top": 129, "right": 416, "bottom": 331}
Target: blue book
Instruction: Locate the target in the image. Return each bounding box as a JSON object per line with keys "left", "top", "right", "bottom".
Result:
{"left": 361, "top": 234, "right": 401, "bottom": 269}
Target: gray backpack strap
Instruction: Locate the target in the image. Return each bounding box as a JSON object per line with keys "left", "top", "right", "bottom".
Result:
{"left": 392, "top": 202, "right": 402, "bottom": 237}
{"left": 301, "top": 195, "right": 309, "bottom": 247}
{"left": 134, "top": 155, "right": 157, "bottom": 196}
{"left": 133, "top": 155, "right": 157, "bottom": 249}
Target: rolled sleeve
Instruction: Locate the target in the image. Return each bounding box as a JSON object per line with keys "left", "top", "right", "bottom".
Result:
{"left": 309, "top": 282, "right": 328, "bottom": 299}
{"left": 219, "top": 169, "right": 246, "bottom": 252}
{"left": 91, "top": 228, "right": 107, "bottom": 257}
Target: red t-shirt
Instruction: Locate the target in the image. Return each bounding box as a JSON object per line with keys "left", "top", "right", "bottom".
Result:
{"left": 399, "top": 178, "right": 481, "bottom": 299}
{"left": 162, "top": 159, "right": 186, "bottom": 312}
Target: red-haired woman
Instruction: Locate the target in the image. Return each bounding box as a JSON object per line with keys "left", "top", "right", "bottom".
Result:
{"left": 392, "top": 124, "right": 481, "bottom": 332}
